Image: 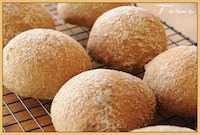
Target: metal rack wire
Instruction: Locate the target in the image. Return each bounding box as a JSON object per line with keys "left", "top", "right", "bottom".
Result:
{"left": 3, "top": 3, "right": 197, "bottom": 132}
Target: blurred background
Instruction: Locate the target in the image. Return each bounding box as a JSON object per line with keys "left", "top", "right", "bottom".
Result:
{"left": 137, "top": 3, "right": 197, "bottom": 42}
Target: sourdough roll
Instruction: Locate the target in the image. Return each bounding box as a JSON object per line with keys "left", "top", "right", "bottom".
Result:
{"left": 131, "top": 125, "right": 195, "bottom": 132}
{"left": 57, "top": 3, "right": 129, "bottom": 28}
{"left": 3, "top": 3, "right": 55, "bottom": 47}
{"left": 3, "top": 29, "right": 92, "bottom": 99}
{"left": 51, "top": 69, "right": 156, "bottom": 132}
{"left": 143, "top": 46, "right": 197, "bottom": 118}
{"left": 87, "top": 6, "right": 167, "bottom": 73}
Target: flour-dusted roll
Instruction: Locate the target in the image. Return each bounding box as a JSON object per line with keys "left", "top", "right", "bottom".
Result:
{"left": 51, "top": 69, "right": 156, "bottom": 132}
{"left": 3, "top": 3, "right": 55, "bottom": 47}
{"left": 87, "top": 6, "right": 167, "bottom": 73}
{"left": 57, "top": 3, "right": 129, "bottom": 28}
{"left": 143, "top": 46, "right": 197, "bottom": 118}
{"left": 131, "top": 125, "right": 195, "bottom": 132}
{"left": 3, "top": 29, "right": 92, "bottom": 99}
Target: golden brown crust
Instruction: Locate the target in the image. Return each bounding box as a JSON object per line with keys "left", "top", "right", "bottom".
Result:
{"left": 57, "top": 3, "right": 129, "bottom": 28}
{"left": 3, "top": 29, "right": 92, "bottom": 99}
{"left": 131, "top": 125, "right": 195, "bottom": 132}
{"left": 3, "top": 3, "right": 55, "bottom": 47}
{"left": 51, "top": 69, "right": 156, "bottom": 132}
{"left": 143, "top": 46, "right": 197, "bottom": 118}
{"left": 87, "top": 6, "right": 167, "bottom": 73}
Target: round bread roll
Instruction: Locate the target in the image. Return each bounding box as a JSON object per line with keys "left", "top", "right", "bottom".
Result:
{"left": 3, "top": 3, "right": 55, "bottom": 47}
{"left": 51, "top": 69, "right": 156, "bottom": 132}
{"left": 143, "top": 46, "right": 197, "bottom": 117}
{"left": 57, "top": 3, "right": 129, "bottom": 28}
{"left": 3, "top": 29, "right": 92, "bottom": 99}
{"left": 131, "top": 125, "right": 195, "bottom": 132}
{"left": 87, "top": 6, "right": 167, "bottom": 73}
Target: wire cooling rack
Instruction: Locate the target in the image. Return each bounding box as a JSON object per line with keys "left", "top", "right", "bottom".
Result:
{"left": 3, "top": 3, "right": 197, "bottom": 132}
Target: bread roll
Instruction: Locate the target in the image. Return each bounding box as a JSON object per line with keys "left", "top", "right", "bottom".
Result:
{"left": 57, "top": 3, "right": 129, "bottom": 28}
{"left": 131, "top": 125, "right": 195, "bottom": 132}
{"left": 3, "top": 3, "right": 55, "bottom": 47}
{"left": 3, "top": 29, "right": 92, "bottom": 99}
{"left": 87, "top": 6, "right": 167, "bottom": 73}
{"left": 143, "top": 46, "right": 197, "bottom": 117}
{"left": 51, "top": 69, "right": 156, "bottom": 132}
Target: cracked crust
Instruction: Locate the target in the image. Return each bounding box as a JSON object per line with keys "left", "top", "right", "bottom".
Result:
{"left": 87, "top": 6, "right": 167, "bottom": 73}
{"left": 57, "top": 3, "right": 129, "bottom": 28}
{"left": 3, "top": 29, "right": 92, "bottom": 99}
{"left": 143, "top": 46, "right": 197, "bottom": 118}
{"left": 3, "top": 3, "right": 55, "bottom": 47}
{"left": 51, "top": 69, "right": 156, "bottom": 132}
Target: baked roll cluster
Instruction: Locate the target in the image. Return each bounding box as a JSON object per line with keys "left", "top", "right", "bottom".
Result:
{"left": 3, "top": 3, "right": 197, "bottom": 132}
